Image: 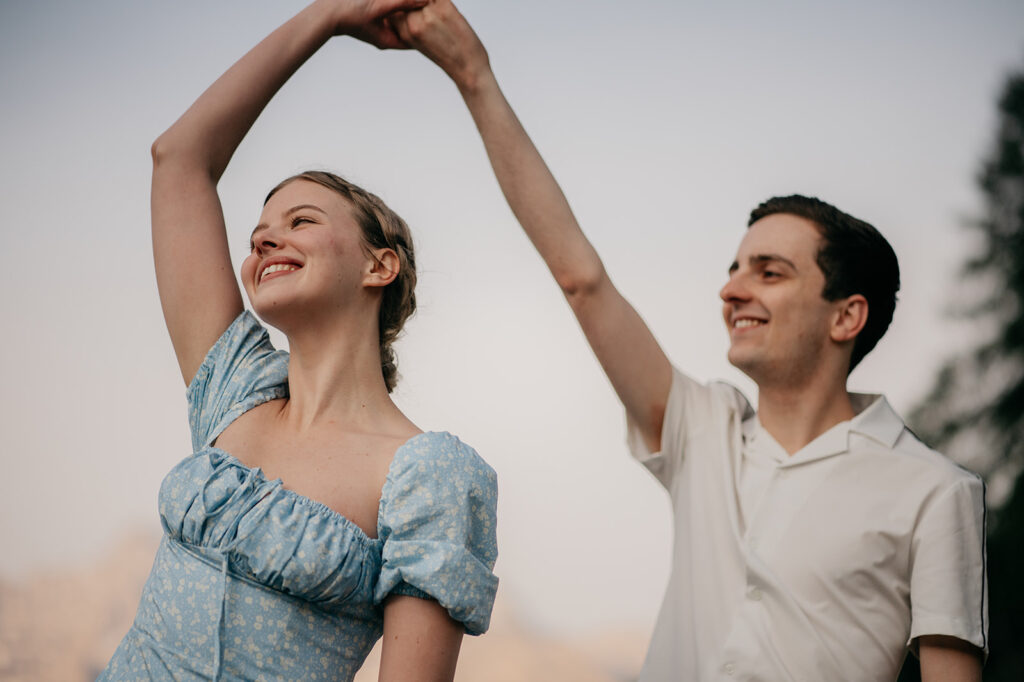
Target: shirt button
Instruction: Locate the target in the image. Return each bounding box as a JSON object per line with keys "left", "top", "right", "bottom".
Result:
{"left": 724, "top": 662, "right": 736, "bottom": 675}
{"left": 749, "top": 587, "right": 763, "bottom": 601}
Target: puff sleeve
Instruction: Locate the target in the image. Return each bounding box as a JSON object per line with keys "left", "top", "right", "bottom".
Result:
{"left": 186, "top": 311, "right": 289, "bottom": 451}
{"left": 375, "top": 432, "right": 499, "bottom": 635}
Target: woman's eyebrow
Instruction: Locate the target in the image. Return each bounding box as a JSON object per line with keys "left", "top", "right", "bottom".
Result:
{"left": 251, "top": 204, "right": 328, "bottom": 239}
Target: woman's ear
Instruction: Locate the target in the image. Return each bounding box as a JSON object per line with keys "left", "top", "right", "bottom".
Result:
{"left": 363, "top": 247, "right": 400, "bottom": 288}
{"left": 830, "top": 294, "right": 868, "bottom": 343}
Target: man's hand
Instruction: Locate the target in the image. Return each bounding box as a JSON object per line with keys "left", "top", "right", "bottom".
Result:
{"left": 389, "top": 0, "right": 490, "bottom": 89}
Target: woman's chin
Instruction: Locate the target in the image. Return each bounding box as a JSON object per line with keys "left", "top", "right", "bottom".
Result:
{"left": 251, "top": 294, "right": 311, "bottom": 330}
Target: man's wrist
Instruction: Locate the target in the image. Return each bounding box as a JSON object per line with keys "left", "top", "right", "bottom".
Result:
{"left": 454, "top": 60, "right": 495, "bottom": 98}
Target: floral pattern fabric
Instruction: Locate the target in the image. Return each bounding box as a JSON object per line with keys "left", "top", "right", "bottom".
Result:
{"left": 99, "top": 312, "right": 498, "bottom": 681}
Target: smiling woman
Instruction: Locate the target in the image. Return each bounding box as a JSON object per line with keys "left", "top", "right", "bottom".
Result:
{"left": 97, "top": 1, "right": 498, "bottom": 681}
{"left": 248, "top": 170, "right": 418, "bottom": 394}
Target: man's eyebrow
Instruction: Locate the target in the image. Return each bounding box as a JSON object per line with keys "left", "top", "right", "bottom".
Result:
{"left": 750, "top": 254, "right": 798, "bottom": 271}
{"left": 727, "top": 254, "right": 799, "bottom": 275}
{"left": 250, "top": 204, "right": 328, "bottom": 239}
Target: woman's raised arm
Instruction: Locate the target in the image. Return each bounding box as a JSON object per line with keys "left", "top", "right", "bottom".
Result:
{"left": 151, "top": 0, "right": 426, "bottom": 385}
{"left": 393, "top": 1, "right": 673, "bottom": 452}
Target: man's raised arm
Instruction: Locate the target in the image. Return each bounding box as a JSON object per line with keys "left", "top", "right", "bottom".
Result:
{"left": 393, "top": 1, "right": 672, "bottom": 450}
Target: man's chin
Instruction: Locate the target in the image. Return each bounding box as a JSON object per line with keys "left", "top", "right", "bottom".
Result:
{"left": 727, "top": 351, "right": 763, "bottom": 381}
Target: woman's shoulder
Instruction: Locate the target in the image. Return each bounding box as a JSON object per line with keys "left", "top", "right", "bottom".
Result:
{"left": 386, "top": 431, "right": 496, "bottom": 492}
{"left": 375, "top": 431, "right": 499, "bottom": 635}
{"left": 378, "top": 431, "right": 497, "bottom": 533}
{"left": 186, "top": 310, "right": 289, "bottom": 451}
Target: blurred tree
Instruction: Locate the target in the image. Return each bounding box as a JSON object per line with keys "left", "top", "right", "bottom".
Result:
{"left": 898, "top": 61, "right": 1024, "bottom": 681}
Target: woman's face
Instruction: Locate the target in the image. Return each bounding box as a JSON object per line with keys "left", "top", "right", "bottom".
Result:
{"left": 241, "top": 179, "right": 373, "bottom": 327}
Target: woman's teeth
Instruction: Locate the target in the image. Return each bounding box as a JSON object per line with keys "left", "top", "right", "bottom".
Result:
{"left": 261, "top": 263, "right": 299, "bottom": 282}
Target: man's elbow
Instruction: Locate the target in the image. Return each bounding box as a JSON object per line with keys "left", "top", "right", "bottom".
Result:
{"left": 557, "top": 259, "right": 607, "bottom": 309}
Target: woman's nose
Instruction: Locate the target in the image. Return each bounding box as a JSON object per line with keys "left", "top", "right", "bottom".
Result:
{"left": 254, "top": 231, "right": 282, "bottom": 255}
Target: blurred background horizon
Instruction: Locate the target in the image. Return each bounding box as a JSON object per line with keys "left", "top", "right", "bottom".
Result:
{"left": 2, "top": 0, "right": 1023, "bottom": 679}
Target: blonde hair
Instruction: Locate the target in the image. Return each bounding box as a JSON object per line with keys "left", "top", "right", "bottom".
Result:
{"left": 266, "top": 171, "right": 417, "bottom": 392}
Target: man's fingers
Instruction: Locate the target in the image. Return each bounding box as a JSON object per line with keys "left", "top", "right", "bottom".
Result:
{"left": 388, "top": 11, "right": 414, "bottom": 44}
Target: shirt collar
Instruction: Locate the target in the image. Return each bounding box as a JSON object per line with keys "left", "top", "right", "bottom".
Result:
{"left": 744, "top": 393, "right": 905, "bottom": 466}
{"left": 847, "top": 393, "right": 905, "bottom": 448}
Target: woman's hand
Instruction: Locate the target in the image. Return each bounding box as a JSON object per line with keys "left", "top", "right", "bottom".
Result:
{"left": 389, "top": 0, "right": 490, "bottom": 90}
{"left": 320, "top": 0, "right": 429, "bottom": 49}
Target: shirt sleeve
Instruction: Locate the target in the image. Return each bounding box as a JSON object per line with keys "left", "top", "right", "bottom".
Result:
{"left": 375, "top": 432, "right": 499, "bottom": 636}
{"left": 626, "top": 367, "right": 752, "bottom": 489}
{"left": 185, "top": 311, "right": 289, "bottom": 451}
{"left": 908, "top": 475, "right": 988, "bottom": 654}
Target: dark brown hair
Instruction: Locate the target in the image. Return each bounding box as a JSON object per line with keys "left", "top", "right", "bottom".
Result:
{"left": 748, "top": 195, "right": 900, "bottom": 372}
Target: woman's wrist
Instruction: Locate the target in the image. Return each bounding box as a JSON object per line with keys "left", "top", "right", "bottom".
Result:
{"left": 306, "top": 0, "right": 348, "bottom": 37}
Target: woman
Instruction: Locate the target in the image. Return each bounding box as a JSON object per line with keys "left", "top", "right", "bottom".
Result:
{"left": 100, "top": 1, "right": 498, "bottom": 680}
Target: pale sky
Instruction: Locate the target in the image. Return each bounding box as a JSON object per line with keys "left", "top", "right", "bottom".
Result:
{"left": 2, "top": 0, "right": 1023, "bottom": 636}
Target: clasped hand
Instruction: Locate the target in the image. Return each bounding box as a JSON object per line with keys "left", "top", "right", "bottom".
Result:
{"left": 325, "top": 0, "right": 488, "bottom": 86}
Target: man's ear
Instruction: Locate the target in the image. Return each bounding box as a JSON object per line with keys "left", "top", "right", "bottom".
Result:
{"left": 831, "top": 294, "right": 868, "bottom": 343}
{"left": 363, "top": 247, "right": 399, "bottom": 288}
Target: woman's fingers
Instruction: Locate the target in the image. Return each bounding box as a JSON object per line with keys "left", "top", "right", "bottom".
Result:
{"left": 330, "top": 0, "right": 425, "bottom": 40}
{"left": 370, "top": 0, "right": 430, "bottom": 18}
{"left": 350, "top": 17, "right": 410, "bottom": 50}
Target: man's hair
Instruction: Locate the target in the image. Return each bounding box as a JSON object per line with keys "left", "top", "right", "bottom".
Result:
{"left": 748, "top": 195, "right": 900, "bottom": 372}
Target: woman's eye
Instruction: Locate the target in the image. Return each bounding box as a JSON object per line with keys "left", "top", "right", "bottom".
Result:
{"left": 291, "top": 216, "right": 312, "bottom": 227}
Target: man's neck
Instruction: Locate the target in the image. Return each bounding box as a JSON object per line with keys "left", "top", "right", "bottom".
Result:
{"left": 756, "top": 381, "right": 856, "bottom": 456}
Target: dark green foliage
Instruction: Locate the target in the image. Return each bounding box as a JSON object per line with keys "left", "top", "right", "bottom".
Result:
{"left": 899, "top": 62, "right": 1024, "bottom": 682}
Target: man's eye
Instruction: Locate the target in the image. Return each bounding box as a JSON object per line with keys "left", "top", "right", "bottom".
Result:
{"left": 763, "top": 270, "right": 780, "bottom": 278}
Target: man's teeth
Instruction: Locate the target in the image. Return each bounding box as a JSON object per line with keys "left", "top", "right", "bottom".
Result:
{"left": 734, "top": 319, "right": 765, "bottom": 328}
{"left": 261, "top": 263, "right": 299, "bottom": 281}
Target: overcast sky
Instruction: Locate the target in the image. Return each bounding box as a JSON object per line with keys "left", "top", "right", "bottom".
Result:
{"left": 2, "top": 0, "right": 1023, "bottom": 636}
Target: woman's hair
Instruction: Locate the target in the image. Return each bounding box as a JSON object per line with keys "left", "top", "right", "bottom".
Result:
{"left": 265, "top": 171, "right": 417, "bottom": 393}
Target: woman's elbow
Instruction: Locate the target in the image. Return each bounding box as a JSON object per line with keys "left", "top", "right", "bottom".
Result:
{"left": 150, "top": 133, "right": 179, "bottom": 168}
{"left": 150, "top": 134, "right": 212, "bottom": 179}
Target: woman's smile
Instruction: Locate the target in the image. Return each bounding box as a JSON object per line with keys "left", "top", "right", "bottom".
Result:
{"left": 257, "top": 258, "right": 304, "bottom": 285}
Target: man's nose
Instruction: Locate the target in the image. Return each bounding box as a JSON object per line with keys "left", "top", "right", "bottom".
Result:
{"left": 719, "top": 273, "right": 751, "bottom": 303}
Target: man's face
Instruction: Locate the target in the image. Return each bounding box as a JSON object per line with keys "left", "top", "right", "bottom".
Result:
{"left": 719, "top": 213, "right": 839, "bottom": 386}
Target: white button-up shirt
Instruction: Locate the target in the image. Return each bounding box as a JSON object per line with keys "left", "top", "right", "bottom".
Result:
{"left": 627, "top": 369, "right": 987, "bottom": 681}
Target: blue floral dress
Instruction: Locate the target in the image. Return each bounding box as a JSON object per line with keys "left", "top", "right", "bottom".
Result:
{"left": 99, "top": 312, "right": 499, "bottom": 681}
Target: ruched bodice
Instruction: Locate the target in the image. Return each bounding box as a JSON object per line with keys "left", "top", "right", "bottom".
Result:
{"left": 159, "top": 445, "right": 383, "bottom": 614}
{"left": 100, "top": 313, "right": 498, "bottom": 681}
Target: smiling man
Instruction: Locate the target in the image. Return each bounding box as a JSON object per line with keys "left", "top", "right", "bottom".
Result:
{"left": 387, "top": 1, "right": 988, "bottom": 679}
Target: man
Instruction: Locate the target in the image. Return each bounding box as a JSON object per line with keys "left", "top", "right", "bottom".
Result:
{"left": 391, "top": 2, "right": 988, "bottom": 679}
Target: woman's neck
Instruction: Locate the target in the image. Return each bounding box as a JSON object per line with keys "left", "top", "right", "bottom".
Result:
{"left": 278, "top": 311, "right": 406, "bottom": 434}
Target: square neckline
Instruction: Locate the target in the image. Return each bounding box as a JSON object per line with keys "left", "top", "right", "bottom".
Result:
{"left": 203, "top": 396, "right": 435, "bottom": 543}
